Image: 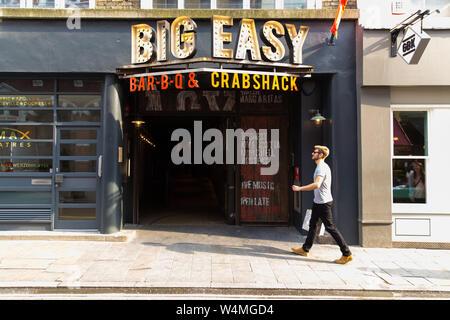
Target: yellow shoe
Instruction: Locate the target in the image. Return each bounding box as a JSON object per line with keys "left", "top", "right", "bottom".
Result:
{"left": 291, "top": 247, "right": 308, "bottom": 256}
{"left": 334, "top": 255, "right": 353, "bottom": 264}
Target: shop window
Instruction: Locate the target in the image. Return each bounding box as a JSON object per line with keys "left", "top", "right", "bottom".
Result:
{"left": 58, "top": 79, "right": 103, "bottom": 93}
{"left": 58, "top": 95, "right": 101, "bottom": 108}
{"left": 59, "top": 191, "right": 96, "bottom": 203}
{"left": 392, "top": 111, "right": 428, "bottom": 204}
{"left": 0, "top": 159, "right": 52, "bottom": 172}
{"left": 0, "top": 80, "right": 55, "bottom": 93}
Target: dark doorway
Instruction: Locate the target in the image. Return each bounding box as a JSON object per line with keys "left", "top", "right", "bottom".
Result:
{"left": 130, "top": 116, "right": 231, "bottom": 226}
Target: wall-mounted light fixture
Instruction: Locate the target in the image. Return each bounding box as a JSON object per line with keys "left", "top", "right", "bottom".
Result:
{"left": 309, "top": 109, "right": 326, "bottom": 127}
{"left": 131, "top": 118, "right": 145, "bottom": 127}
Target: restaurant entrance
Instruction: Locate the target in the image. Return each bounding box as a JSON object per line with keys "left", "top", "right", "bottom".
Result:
{"left": 125, "top": 115, "right": 236, "bottom": 226}
{"left": 122, "top": 85, "right": 293, "bottom": 227}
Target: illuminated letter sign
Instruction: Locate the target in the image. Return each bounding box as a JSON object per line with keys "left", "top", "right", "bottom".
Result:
{"left": 171, "top": 16, "right": 197, "bottom": 59}
{"left": 212, "top": 15, "right": 234, "bottom": 59}
{"left": 261, "top": 21, "right": 285, "bottom": 62}
{"left": 235, "top": 19, "right": 262, "bottom": 61}
{"left": 131, "top": 24, "right": 155, "bottom": 64}
{"left": 130, "top": 16, "right": 310, "bottom": 65}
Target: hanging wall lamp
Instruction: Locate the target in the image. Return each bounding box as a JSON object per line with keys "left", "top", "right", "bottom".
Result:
{"left": 131, "top": 118, "right": 146, "bottom": 127}
{"left": 310, "top": 110, "right": 326, "bottom": 126}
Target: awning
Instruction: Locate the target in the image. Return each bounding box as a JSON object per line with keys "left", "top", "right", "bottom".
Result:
{"left": 116, "top": 57, "right": 314, "bottom": 79}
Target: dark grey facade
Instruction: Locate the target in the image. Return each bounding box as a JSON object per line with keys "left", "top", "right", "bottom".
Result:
{"left": 0, "top": 13, "right": 359, "bottom": 244}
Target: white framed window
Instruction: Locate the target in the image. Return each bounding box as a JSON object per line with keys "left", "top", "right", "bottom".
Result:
{"left": 391, "top": 105, "right": 450, "bottom": 214}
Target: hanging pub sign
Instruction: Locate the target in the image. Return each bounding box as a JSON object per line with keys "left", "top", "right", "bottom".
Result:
{"left": 398, "top": 25, "right": 431, "bottom": 65}
{"left": 131, "top": 15, "right": 309, "bottom": 65}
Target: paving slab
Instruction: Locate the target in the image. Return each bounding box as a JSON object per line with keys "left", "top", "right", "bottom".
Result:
{"left": 0, "top": 225, "right": 449, "bottom": 298}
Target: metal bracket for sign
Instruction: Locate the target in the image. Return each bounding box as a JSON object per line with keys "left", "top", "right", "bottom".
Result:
{"left": 390, "top": 9, "right": 439, "bottom": 57}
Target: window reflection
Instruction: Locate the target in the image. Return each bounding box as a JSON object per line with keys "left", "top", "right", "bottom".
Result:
{"left": 250, "top": 0, "right": 275, "bottom": 9}
{"left": 153, "top": 0, "right": 177, "bottom": 8}
{"left": 185, "top": 0, "right": 210, "bottom": 8}
{"left": 393, "top": 159, "right": 426, "bottom": 203}
{"left": 65, "top": 0, "right": 89, "bottom": 8}
{"left": 284, "top": 0, "right": 307, "bottom": 9}
{"left": 0, "top": 0, "right": 20, "bottom": 8}
{"left": 216, "top": 0, "right": 243, "bottom": 9}
{"left": 32, "top": 0, "right": 55, "bottom": 8}
{"left": 393, "top": 111, "right": 427, "bottom": 156}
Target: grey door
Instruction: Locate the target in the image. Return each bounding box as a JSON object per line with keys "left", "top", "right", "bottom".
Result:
{"left": 54, "top": 127, "right": 101, "bottom": 229}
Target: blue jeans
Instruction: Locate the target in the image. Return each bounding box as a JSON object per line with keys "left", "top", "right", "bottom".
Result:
{"left": 302, "top": 201, "right": 352, "bottom": 257}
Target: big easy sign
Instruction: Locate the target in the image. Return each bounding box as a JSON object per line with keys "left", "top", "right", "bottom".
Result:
{"left": 131, "top": 16, "right": 309, "bottom": 65}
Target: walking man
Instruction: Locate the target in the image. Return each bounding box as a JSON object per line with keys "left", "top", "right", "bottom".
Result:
{"left": 291, "top": 145, "right": 353, "bottom": 264}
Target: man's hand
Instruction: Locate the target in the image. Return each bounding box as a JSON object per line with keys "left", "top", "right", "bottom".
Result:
{"left": 292, "top": 185, "right": 302, "bottom": 192}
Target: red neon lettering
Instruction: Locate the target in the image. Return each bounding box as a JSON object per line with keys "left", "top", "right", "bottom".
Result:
{"left": 161, "top": 75, "right": 169, "bottom": 90}
{"left": 129, "top": 77, "right": 137, "bottom": 92}
{"left": 147, "top": 76, "right": 155, "bottom": 90}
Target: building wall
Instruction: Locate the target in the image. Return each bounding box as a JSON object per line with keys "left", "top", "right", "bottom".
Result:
{"left": 360, "top": 86, "right": 392, "bottom": 247}
{"left": 361, "top": 25, "right": 450, "bottom": 247}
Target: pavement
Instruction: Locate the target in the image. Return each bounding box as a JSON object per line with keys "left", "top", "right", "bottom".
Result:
{"left": 0, "top": 225, "right": 449, "bottom": 299}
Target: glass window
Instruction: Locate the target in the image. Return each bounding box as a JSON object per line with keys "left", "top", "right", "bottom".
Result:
{"left": 57, "top": 110, "right": 101, "bottom": 122}
{"left": 60, "top": 129, "right": 97, "bottom": 140}
{"left": 0, "top": 159, "right": 52, "bottom": 172}
{"left": 61, "top": 160, "right": 96, "bottom": 173}
{"left": 0, "top": 0, "right": 20, "bottom": 8}
{"left": 284, "top": 0, "right": 307, "bottom": 9}
{"left": 393, "top": 159, "right": 426, "bottom": 203}
{"left": 0, "top": 191, "right": 51, "bottom": 204}
{"left": 65, "top": 0, "right": 89, "bottom": 8}
{"left": 392, "top": 110, "right": 428, "bottom": 204}
{"left": 250, "top": 0, "right": 275, "bottom": 8}
{"left": 58, "top": 95, "right": 101, "bottom": 108}
{"left": 60, "top": 143, "right": 96, "bottom": 156}
{"left": 0, "top": 95, "right": 54, "bottom": 108}
{"left": 185, "top": 0, "right": 210, "bottom": 8}
{"left": 0, "top": 110, "right": 53, "bottom": 122}
{"left": 59, "top": 207, "right": 96, "bottom": 220}
{"left": 32, "top": 0, "right": 55, "bottom": 8}
{"left": 59, "top": 191, "right": 96, "bottom": 204}
{"left": 152, "top": 0, "right": 177, "bottom": 8}
{"left": 0, "top": 80, "right": 55, "bottom": 93}
{"left": 58, "top": 79, "right": 103, "bottom": 93}
{"left": 0, "top": 126, "right": 53, "bottom": 140}
{"left": 216, "top": 0, "right": 243, "bottom": 8}
{"left": 0, "top": 142, "right": 52, "bottom": 156}
{"left": 393, "top": 111, "right": 427, "bottom": 156}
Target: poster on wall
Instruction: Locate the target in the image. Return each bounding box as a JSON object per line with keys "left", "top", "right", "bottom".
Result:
{"left": 239, "top": 115, "right": 288, "bottom": 224}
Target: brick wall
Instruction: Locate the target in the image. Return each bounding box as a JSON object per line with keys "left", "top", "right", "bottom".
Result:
{"left": 95, "top": 0, "right": 140, "bottom": 9}
{"left": 322, "top": 0, "right": 357, "bottom": 9}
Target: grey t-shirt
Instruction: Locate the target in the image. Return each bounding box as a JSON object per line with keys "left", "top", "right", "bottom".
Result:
{"left": 313, "top": 161, "right": 333, "bottom": 204}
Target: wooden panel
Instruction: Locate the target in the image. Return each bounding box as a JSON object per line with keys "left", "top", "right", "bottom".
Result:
{"left": 239, "top": 115, "right": 289, "bottom": 224}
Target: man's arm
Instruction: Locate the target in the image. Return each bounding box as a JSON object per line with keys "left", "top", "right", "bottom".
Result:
{"left": 292, "top": 175, "right": 323, "bottom": 192}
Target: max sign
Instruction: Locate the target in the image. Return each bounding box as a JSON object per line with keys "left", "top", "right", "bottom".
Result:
{"left": 131, "top": 16, "right": 309, "bottom": 65}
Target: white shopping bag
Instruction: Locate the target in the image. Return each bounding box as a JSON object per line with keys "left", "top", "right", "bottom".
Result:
{"left": 302, "top": 209, "right": 312, "bottom": 231}
{"left": 302, "top": 209, "right": 325, "bottom": 235}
